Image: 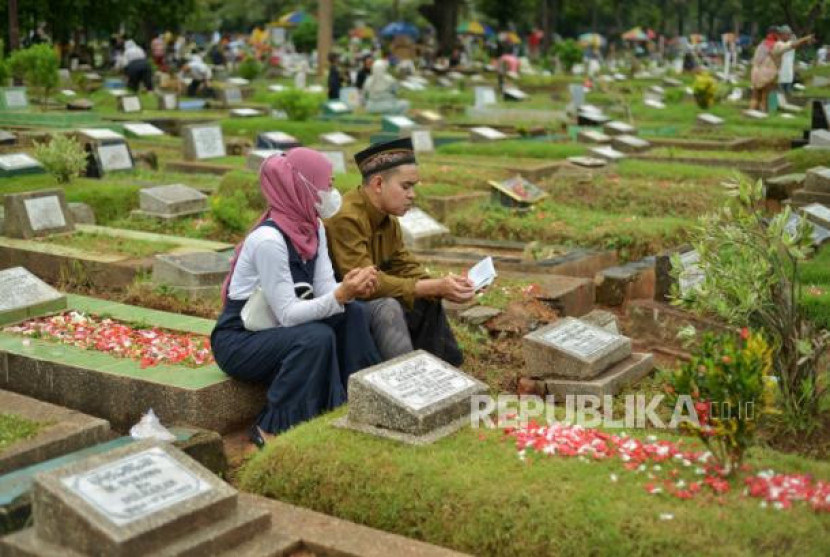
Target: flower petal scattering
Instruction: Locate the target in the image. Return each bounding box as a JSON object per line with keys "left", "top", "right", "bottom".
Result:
{"left": 505, "top": 421, "right": 829, "bottom": 512}
{"left": 4, "top": 311, "right": 214, "bottom": 369}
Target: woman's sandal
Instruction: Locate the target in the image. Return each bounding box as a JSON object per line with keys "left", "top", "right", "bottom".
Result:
{"left": 249, "top": 424, "right": 274, "bottom": 449}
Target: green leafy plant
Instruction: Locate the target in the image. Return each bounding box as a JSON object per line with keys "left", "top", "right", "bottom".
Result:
{"left": 664, "top": 329, "right": 774, "bottom": 474}
{"left": 692, "top": 72, "right": 716, "bottom": 109}
{"left": 210, "top": 190, "right": 258, "bottom": 233}
{"left": 292, "top": 20, "right": 318, "bottom": 53}
{"left": 8, "top": 44, "right": 59, "bottom": 106}
{"left": 673, "top": 174, "right": 830, "bottom": 431}
{"left": 269, "top": 89, "right": 323, "bottom": 121}
{"left": 33, "top": 134, "right": 87, "bottom": 184}
{"left": 552, "top": 39, "right": 583, "bottom": 74}
{"left": 0, "top": 58, "right": 10, "bottom": 87}
{"left": 237, "top": 56, "right": 261, "bottom": 81}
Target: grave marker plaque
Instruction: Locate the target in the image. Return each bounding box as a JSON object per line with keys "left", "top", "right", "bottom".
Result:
{"left": 123, "top": 123, "right": 165, "bottom": 138}
{"left": 697, "top": 113, "right": 724, "bottom": 126}
{"left": 802, "top": 203, "right": 830, "bottom": 229}
{"left": 323, "top": 100, "right": 350, "bottom": 115}
{"left": 474, "top": 86, "right": 498, "bottom": 108}
{"left": 0, "top": 267, "right": 67, "bottom": 325}
{"left": 319, "top": 131, "right": 356, "bottom": 146}
{"left": 568, "top": 84, "right": 585, "bottom": 109}
{"left": 118, "top": 95, "right": 142, "bottom": 113}
{"left": 153, "top": 252, "right": 232, "bottom": 295}
{"left": 220, "top": 86, "right": 243, "bottom": 106}
{"left": 381, "top": 115, "right": 416, "bottom": 133}
{"left": 183, "top": 123, "right": 226, "bottom": 160}
{"left": 338, "top": 351, "right": 487, "bottom": 444}
{"left": 138, "top": 184, "right": 208, "bottom": 219}
{"left": 603, "top": 121, "right": 637, "bottom": 136}
{"left": 523, "top": 317, "right": 631, "bottom": 379}
{"left": 3, "top": 188, "right": 74, "bottom": 239}
{"left": 339, "top": 86, "right": 361, "bottom": 109}
{"left": 94, "top": 142, "right": 134, "bottom": 173}
{"left": 0, "top": 153, "right": 44, "bottom": 177}
{"left": 411, "top": 129, "right": 434, "bottom": 153}
{"left": 398, "top": 206, "right": 449, "bottom": 248}
{"left": 246, "top": 149, "right": 283, "bottom": 171}
{"left": 567, "top": 156, "right": 607, "bottom": 168}
{"left": 78, "top": 128, "right": 125, "bottom": 143}
{"left": 230, "top": 108, "right": 261, "bottom": 118}
{"left": 676, "top": 249, "right": 705, "bottom": 297}
{"left": 503, "top": 86, "right": 528, "bottom": 101}
{"left": 611, "top": 134, "right": 651, "bottom": 153}
{"left": 256, "top": 131, "right": 301, "bottom": 150}
{"left": 470, "top": 126, "right": 507, "bottom": 142}
{"left": 0, "top": 87, "right": 29, "bottom": 110}
{"left": 320, "top": 150, "right": 347, "bottom": 174}
{"left": 577, "top": 129, "right": 611, "bottom": 144}
{"left": 488, "top": 175, "right": 547, "bottom": 209}
{"left": 158, "top": 92, "right": 178, "bottom": 110}
{"left": 590, "top": 145, "right": 626, "bottom": 161}
{"left": 413, "top": 109, "right": 443, "bottom": 125}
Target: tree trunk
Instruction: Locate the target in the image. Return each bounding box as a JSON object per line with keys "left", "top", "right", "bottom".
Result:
{"left": 419, "top": 0, "right": 461, "bottom": 57}
{"left": 8, "top": 0, "right": 20, "bottom": 51}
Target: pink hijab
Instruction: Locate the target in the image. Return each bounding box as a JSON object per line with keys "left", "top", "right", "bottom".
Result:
{"left": 221, "top": 148, "right": 333, "bottom": 302}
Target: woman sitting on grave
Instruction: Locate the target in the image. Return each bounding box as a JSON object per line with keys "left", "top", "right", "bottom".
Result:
{"left": 211, "top": 148, "right": 381, "bottom": 448}
{"left": 362, "top": 58, "right": 410, "bottom": 114}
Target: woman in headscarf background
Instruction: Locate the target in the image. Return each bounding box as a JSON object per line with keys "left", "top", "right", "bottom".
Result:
{"left": 750, "top": 26, "right": 813, "bottom": 111}
{"left": 120, "top": 39, "right": 154, "bottom": 93}
{"left": 362, "top": 58, "right": 410, "bottom": 114}
{"left": 211, "top": 148, "right": 381, "bottom": 447}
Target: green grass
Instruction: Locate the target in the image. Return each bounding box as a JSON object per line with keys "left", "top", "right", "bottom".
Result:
{"left": 647, "top": 147, "right": 784, "bottom": 162}
{"left": 35, "top": 231, "right": 178, "bottom": 257}
{"left": 437, "top": 140, "right": 585, "bottom": 160}
{"left": 238, "top": 409, "right": 830, "bottom": 557}
{"left": 0, "top": 413, "right": 43, "bottom": 452}
{"left": 801, "top": 246, "right": 830, "bottom": 330}
{"left": 220, "top": 117, "right": 368, "bottom": 145}
{"left": 617, "top": 159, "right": 736, "bottom": 182}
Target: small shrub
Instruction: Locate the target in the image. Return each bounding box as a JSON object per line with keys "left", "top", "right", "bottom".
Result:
{"left": 270, "top": 89, "right": 323, "bottom": 121}
{"left": 693, "top": 72, "right": 716, "bottom": 109}
{"left": 292, "top": 20, "right": 318, "bottom": 53}
{"left": 217, "top": 170, "right": 264, "bottom": 210}
{"left": 237, "top": 56, "right": 261, "bottom": 81}
{"left": 8, "top": 44, "right": 59, "bottom": 105}
{"left": 210, "top": 190, "right": 259, "bottom": 233}
{"left": 33, "top": 134, "right": 87, "bottom": 184}
{"left": 552, "top": 40, "right": 582, "bottom": 73}
{"left": 664, "top": 329, "right": 774, "bottom": 474}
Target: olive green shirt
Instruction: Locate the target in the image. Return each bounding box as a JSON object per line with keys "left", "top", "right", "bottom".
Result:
{"left": 325, "top": 187, "right": 427, "bottom": 308}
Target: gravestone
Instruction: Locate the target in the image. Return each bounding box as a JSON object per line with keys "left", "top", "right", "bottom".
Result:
{"left": 602, "top": 121, "right": 636, "bottom": 136}
{"left": 0, "top": 267, "right": 67, "bottom": 326}
{"left": 0, "top": 153, "right": 44, "bottom": 177}
{"left": 488, "top": 175, "right": 547, "bottom": 209}
{"left": 398, "top": 207, "right": 449, "bottom": 248}
{"left": 267, "top": 84, "right": 286, "bottom": 93}
{"left": 655, "top": 248, "right": 705, "bottom": 301}
{"left": 78, "top": 128, "right": 125, "bottom": 143}
{"left": 320, "top": 150, "right": 347, "bottom": 174}
{"left": 108, "top": 88, "right": 128, "bottom": 97}
{"left": 436, "top": 77, "right": 453, "bottom": 88}
{"left": 643, "top": 97, "right": 666, "bottom": 110}
{"left": 3, "top": 189, "right": 74, "bottom": 239}
{"left": 256, "top": 131, "right": 301, "bottom": 150}
{"left": 294, "top": 70, "right": 307, "bottom": 90}
{"left": 0, "top": 441, "right": 283, "bottom": 556}
{"left": 322, "top": 100, "right": 350, "bottom": 115}
{"left": 246, "top": 149, "right": 283, "bottom": 171}
{"left": 87, "top": 141, "right": 134, "bottom": 177}
{"left": 219, "top": 86, "right": 243, "bottom": 106}
{"left": 58, "top": 68, "right": 71, "bottom": 84}
{"left": 611, "top": 134, "right": 651, "bottom": 153}
{"left": 503, "top": 86, "right": 528, "bottom": 101}
{"left": 0, "top": 87, "right": 29, "bottom": 110}
{"left": 339, "top": 86, "right": 361, "bottom": 109}
{"left": 577, "top": 107, "right": 611, "bottom": 126}
{"left": 743, "top": 109, "right": 768, "bottom": 119}
{"left": 136, "top": 184, "right": 209, "bottom": 220}
{"left": 523, "top": 317, "right": 654, "bottom": 397}
{"left": 227, "top": 77, "right": 249, "bottom": 86}
{"left": 117, "top": 95, "right": 142, "bottom": 113}
{"left": 808, "top": 129, "right": 830, "bottom": 149}
{"left": 697, "top": 113, "right": 724, "bottom": 126}
{"left": 182, "top": 123, "right": 226, "bottom": 161}
{"left": 381, "top": 115, "right": 417, "bottom": 133}
{"left": 153, "top": 251, "right": 231, "bottom": 298}
{"left": 157, "top": 92, "right": 178, "bottom": 110}
{"left": 230, "top": 108, "right": 262, "bottom": 118}
{"left": 649, "top": 85, "right": 666, "bottom": 96}
{"left": 413, "top": 109, "right": 443, "bottom": 125}
{"left": 335, "top": 350, "right": 487, "bottom": 445}
{"left": 474, "top": 86, "right": 498, "bottom": 108}
{"left": 123, "top": 123, "right": 164, "bottom": 138}
{"left": 589, "top": 145, "right": 626, "bottom": 161}
{"left": 60, "top": 89, "right": 76, "bottom": 96}
{"left": 411, "top": 129, "right": 434, "bottom": 153}
{"left": 802, "top": 203, "right": 830, "bottom": 229}
{"left": 68, "top": 202, "right": 96, "bottom": 224}
{"left": 577, "top": 129, "right": 611, "bottom": 144}
{"left": 67, "top": 99, "right": 94, "bottom": 111}
{"left": 470, "top": 126, "right": 507, "bottom": 142}
{"left": 319, "top": 131, "right": 356, "bottom": 146}
{"left": 0, "top": 129, "right": 17, "bottom": 145}
{"left": 567, "top": 156, "right": 607, "bottom": 168}
{"left": 785, "top": 213, "right": 830, "bottom": 246}
{"left": 792, "top": 166, "right": 830, "bottom": 207}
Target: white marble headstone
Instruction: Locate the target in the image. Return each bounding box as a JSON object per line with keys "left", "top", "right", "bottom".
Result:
{"left": 0, "top": 153, "right": 42, "bottom": 171}
{"left": 411, "top": 129, "right": 434, "bottom": 153}
{"left": 189, "top": 125, "right": 226, "bottom": 159}
{"left": 0, "top": 267, "right": 65, "bottom": 318}
{"left": 79, "top": 128, "right": 125, "bottom": 142}
{"left": 120, "top": 96, "right": 141, "bottom": 112}
{"left": 398, "top": 207, "right": 448, "bottom": 247}
{"left": 23, "top": 196, "right": 66, "bottom": 231}
{"left": 474, "top": 86, "right": 498, "bottom": 108}
{"left": 320, "top": 132, "right": 356, "bottom": 146}
{"left": 321, "top": 151, "right": 347, "bottom": 174}
{"left": 96, "top": 143, "right": 133, "bottom": 172}
{"left": 123, "top": 123, "right": 164, "bottom": 137}
{"left": 470, "top": 126, "right": 507, "bottom": 141}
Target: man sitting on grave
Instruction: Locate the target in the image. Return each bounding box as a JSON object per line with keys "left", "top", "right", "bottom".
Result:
{"left": 325, "top": 138, "right": 474, "bottom": 367}
{"left": 362, "top": 59, "right": 410, "bottom": 114}
{"left": 211, "top": 149, "right": 381, "bottom": 448}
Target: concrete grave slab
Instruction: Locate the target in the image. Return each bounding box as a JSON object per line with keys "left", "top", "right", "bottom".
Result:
{"left": 579, "top": 309, "right": 619, "bottom": 334}
{"left": 0, "top": 88, "right": 28, "bottom": 110}
{"left": 77, "top": 128, "right": 124, "bottom": 143}
{"left": 474, "top": 86, "right": 498, "bottom": 108}
{"left": 411, "top": 129, "right": 434, "bottom": 153}
{"left": 805, "top": 166, "right": 830, "bottom": 193}
{"left": 523, "top": 317, "right": 631, "bottom": 379}
{"left": 336, "top": 350, "right": 487, "bottom": 445}
{"left": 323, "top": 100, "right": 351, "bottom": 115}
{"left": 0, "top": 267, "right": 66, "bottom": 326}
{"left": 117, "top": 95, "right": 141, "bottom": 113}
{"left": 122, "top": 123, "right": 164, "bottom": 138}
{"left": 67, "top": 203, "right": 95, "bottom": 225}
{"left": 611, "top": 134, "right": 651, "bottom": 153}
{"left": 182, "top": 123, "right": 226, "bottom": 161}
{"left": 3, "top": 189, "right": 74, "bottom": 239}
{"left": 382, "top": 115, "right": 417, "bottom": 133}
{"left": 152, "top": 251, "right": 231, "bottom": 299}
{"left": 245, "top": 149, "right": 282, "bottom": 171}
{"left": 809, "top": 129, "right": 830, "bottom": 148}
{"left": 743, "top": 109, "right": 768, "bottom": 119}
{"left": 577, "top": 129, "right": 611, "bottom": 144}
{"left": 0, "top": 390, "right": 110, "bottom": 475}
{"left": 157, "top": 93, "right": 178, "bottom": 110}
{"left": 219, "top": 86, "right": 243, "bottom": 106}
{"left": 470, "top": 126, "right": 507, "bottom": 142}
{"left": 398, "top": 207, "right": 449, "bottom": 248}
{"left": 489, "top": 175, "right": 547, "bottom": 208}
{"left": 320, "top": 150, "right": 347, "bottom": 174}
{"left": 801, "top": 203, "right": 830, "bottom": 229}
{"left": 256, "top": 131, "right": 301, "bottom": 150}
{"left": 503, "top": 87, "right": 528, "bottom": 101}
{"left": 229, "top": 108, "right": 262, "bottom": 118}
{"left": 543, "top": 352, "right": 654, "bottom": 398}
{"left": 319, "top": 131, "right": 356, "bottom": 146}
{"left": 0, "top": 130, "right": 17, "bottom": 145}
{"left": 602, "top": 121, "right": 636, "bottom": 136}
{"left": 137, "top": 184, "right": 208, "bottom": 220}
{"left": 0, "top": 153, "right": 43, "bottom": 177}
{"left": 567, "top": 156, "right": 607, "bottom": 168}
{"left": 589, "top": 146, "right": 626, "bottom": 161}
{"left": 784, "top": 213, "right": 830, "bottom": 246}
{"left": 413, "top": 110, "right": 443, "bottom": 125}
{"left": 697, "top": 113, "right": 724, "bottom": 126}
{"left": 89, "top": 141, "right": 134, "bottom": 175}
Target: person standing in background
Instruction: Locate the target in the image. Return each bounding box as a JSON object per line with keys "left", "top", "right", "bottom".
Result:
{"left": 777, "top": 25, "right": 796, "bottom": 95}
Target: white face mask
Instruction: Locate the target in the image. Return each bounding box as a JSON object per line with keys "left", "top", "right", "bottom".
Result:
{"left": 298, "top": 171, "right": 342, "bottom": 219}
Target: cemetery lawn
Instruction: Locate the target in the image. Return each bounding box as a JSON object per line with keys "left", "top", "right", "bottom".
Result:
{"left": 237, "top": 409, "right": 830, "bottom": 557}
{"left": 801, "top": 246, "right": 830, "bottom": 330}
{"left": 35, "top": 231, "right": 178, "bottom": 258}
{"left": 437, "top": 140, "right": 586, "bottom": 159}
{"left": 0, "top": 413, "right": 43, "bottom": 453}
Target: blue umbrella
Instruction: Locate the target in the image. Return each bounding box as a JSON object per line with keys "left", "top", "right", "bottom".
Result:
{"left": 380, "top": 21, "right": 420, "bottom": 39}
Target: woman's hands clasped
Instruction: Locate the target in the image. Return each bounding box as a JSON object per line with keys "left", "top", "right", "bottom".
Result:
{"left": 335, "top": 266, "right": 379, "bottom": 304}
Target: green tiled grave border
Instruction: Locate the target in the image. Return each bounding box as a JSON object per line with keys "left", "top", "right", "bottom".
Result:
{"left": 0, "top": 294, "right": 223, "bottom": 390}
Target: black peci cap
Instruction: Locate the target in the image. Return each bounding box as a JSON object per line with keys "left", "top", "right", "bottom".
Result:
{"left": 354, "top": 137, "right": 417, "bottom": 177}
